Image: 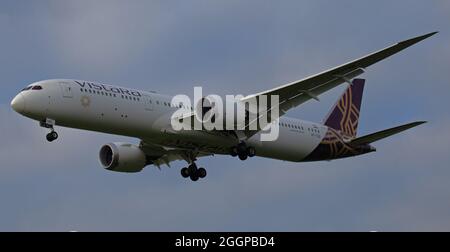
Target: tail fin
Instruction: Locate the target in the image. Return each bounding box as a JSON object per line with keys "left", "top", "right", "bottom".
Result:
{"left": 350, "top": 121, "right": 426, "bottom": 145}
{"left": 323, "top": 78, "right": 365, "bottom": 138}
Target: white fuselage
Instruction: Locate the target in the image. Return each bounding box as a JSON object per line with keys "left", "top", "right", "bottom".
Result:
{"left": 12, "top": 79, "right": 328, "bottom": 162}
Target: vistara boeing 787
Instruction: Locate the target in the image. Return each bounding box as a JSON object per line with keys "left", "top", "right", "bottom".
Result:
{"left": 11, "top": 32, "right": 436, "bottom": 181}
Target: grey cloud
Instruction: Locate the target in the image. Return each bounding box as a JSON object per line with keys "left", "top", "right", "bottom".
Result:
{"left": 1, "top": 1, "right": 449, "bottom": 231}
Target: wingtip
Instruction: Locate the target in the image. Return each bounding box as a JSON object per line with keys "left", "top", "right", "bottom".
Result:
{"left": 417, "top": 31, "right": 438, "bottom": 39}
{"left": 423, "top": 31, "right": 439, "bottom": 38}
{"left": 411, "top": 121, "right": 427, "bottom": 127}
{"left": 400, "top": 31, "right": 438, "bottom": 45}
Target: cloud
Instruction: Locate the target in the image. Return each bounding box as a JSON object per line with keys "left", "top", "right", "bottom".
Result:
{"left": 4, "top": 98, "right": 449, "bottom": 231}
{"left": 37, "top": 1, "right": 167, "bottom": 74}
{"left": 1, "top": 0, "right": 450, "bottom": 231}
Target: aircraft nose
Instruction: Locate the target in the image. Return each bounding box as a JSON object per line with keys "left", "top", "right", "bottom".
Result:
{"left": 11, "top": 93, "right": 26, "bottom": 114}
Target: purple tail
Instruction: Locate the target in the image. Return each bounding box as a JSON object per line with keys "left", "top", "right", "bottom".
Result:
{"left": 323, "top": 78, "right": 365, "bottom": 138}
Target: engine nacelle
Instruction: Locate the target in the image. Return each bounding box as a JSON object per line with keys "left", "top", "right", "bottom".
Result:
{"left": 99, "top": 142, "right": 147, "bottom": 173}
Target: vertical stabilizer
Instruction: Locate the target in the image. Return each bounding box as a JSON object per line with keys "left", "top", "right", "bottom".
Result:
{"left": 323, "top": 78, "right": 365, "bottom": 138}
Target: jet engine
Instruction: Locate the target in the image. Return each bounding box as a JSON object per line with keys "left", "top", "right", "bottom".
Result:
{"left": 99, "top": 142, "right": 147, "bottom": 173}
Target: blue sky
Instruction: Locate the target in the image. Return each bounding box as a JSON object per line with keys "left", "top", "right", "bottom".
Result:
{"left": 1, "top": 0, "right": 449, "bottom": 231}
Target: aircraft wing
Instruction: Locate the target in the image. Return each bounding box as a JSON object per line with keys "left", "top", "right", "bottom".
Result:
{"left": 241, "top": 32, "right": 437, "bottom": 119}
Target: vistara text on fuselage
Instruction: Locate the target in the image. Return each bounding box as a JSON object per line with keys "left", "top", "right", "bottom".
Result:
{"left": 11, "top": 32, "right": 436, "bottom": 181}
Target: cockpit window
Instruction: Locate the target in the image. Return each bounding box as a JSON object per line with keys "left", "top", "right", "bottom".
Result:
{"left": 21, "top": 86, "right": 32, "bottom": 91}
{"left": 32, "top": 85, "right": 43, "bottom": 90}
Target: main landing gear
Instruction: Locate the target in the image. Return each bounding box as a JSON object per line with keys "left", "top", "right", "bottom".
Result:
{"left": 40, "top": 119, "right": 58, "bottom": 142}
{"left": 230, "top": 142, "right": 256, "bottom": 161}
{"left": 180, "top": 163, "right": 207, "bottom": 181}
{"left": 179, "top": 151, "right": 206, "bottom": 182}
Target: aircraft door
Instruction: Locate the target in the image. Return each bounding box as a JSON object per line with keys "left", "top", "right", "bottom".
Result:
{"left": 143, "top": 95, "right": 153, "bottom": 111}
{"left": 60, "top": 81, "right": 73, "bottom": 98}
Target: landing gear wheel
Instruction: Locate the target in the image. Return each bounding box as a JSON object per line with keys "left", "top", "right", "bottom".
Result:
{"left": 188, "top": 164, "right": 197, "bottom": 174}
{"left": 237, "top": 142, "right": 247, "bottom": 154}
{"left": 234, "top": 142, "right": 252, "bottom": 160}
{"left": 230, "top": 146, "right": 238, "bottom": 157}
{"left": 238, "top": 153, "right": 248, "bottom": 161}
{"left": 181, "top": 167, "right": 189, "bottom": 178}
{"left": 247, "top": 147, "right": 256, "bottom": 157}
{"left": 190, "top": 174, "right": 199, "bottom": 181}
{"left": 183, "top": 162, "right": 206, "bottom": 181}
{"left": 46, "top": 133, "right": 53, "bottom": 142}
{"left": 46, "top": 131, "right": 58, "bottom": 142}
{"left": 197, "top": 168, "right": 207, "bottom": 178}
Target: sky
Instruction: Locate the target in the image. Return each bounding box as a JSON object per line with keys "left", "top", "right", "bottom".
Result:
{"left": 0, "top": 0, "right": 449, "bottom": 231}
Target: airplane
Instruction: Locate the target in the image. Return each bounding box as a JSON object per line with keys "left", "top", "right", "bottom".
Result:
{"left": 10, "top": 32, "right": 436, "bottom": 181}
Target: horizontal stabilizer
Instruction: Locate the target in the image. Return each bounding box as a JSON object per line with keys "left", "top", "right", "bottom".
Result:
{"left": 350, "top": 121, "right": 426, "bottom": 145}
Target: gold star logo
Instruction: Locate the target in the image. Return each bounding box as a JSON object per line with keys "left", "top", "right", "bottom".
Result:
{"left": 80, "top": 95, "right": 91, "bottom": 108}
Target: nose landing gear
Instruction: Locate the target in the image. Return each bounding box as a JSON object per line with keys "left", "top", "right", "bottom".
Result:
{"left": 40, "top": 118, "right": 58, "bottom": 142}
